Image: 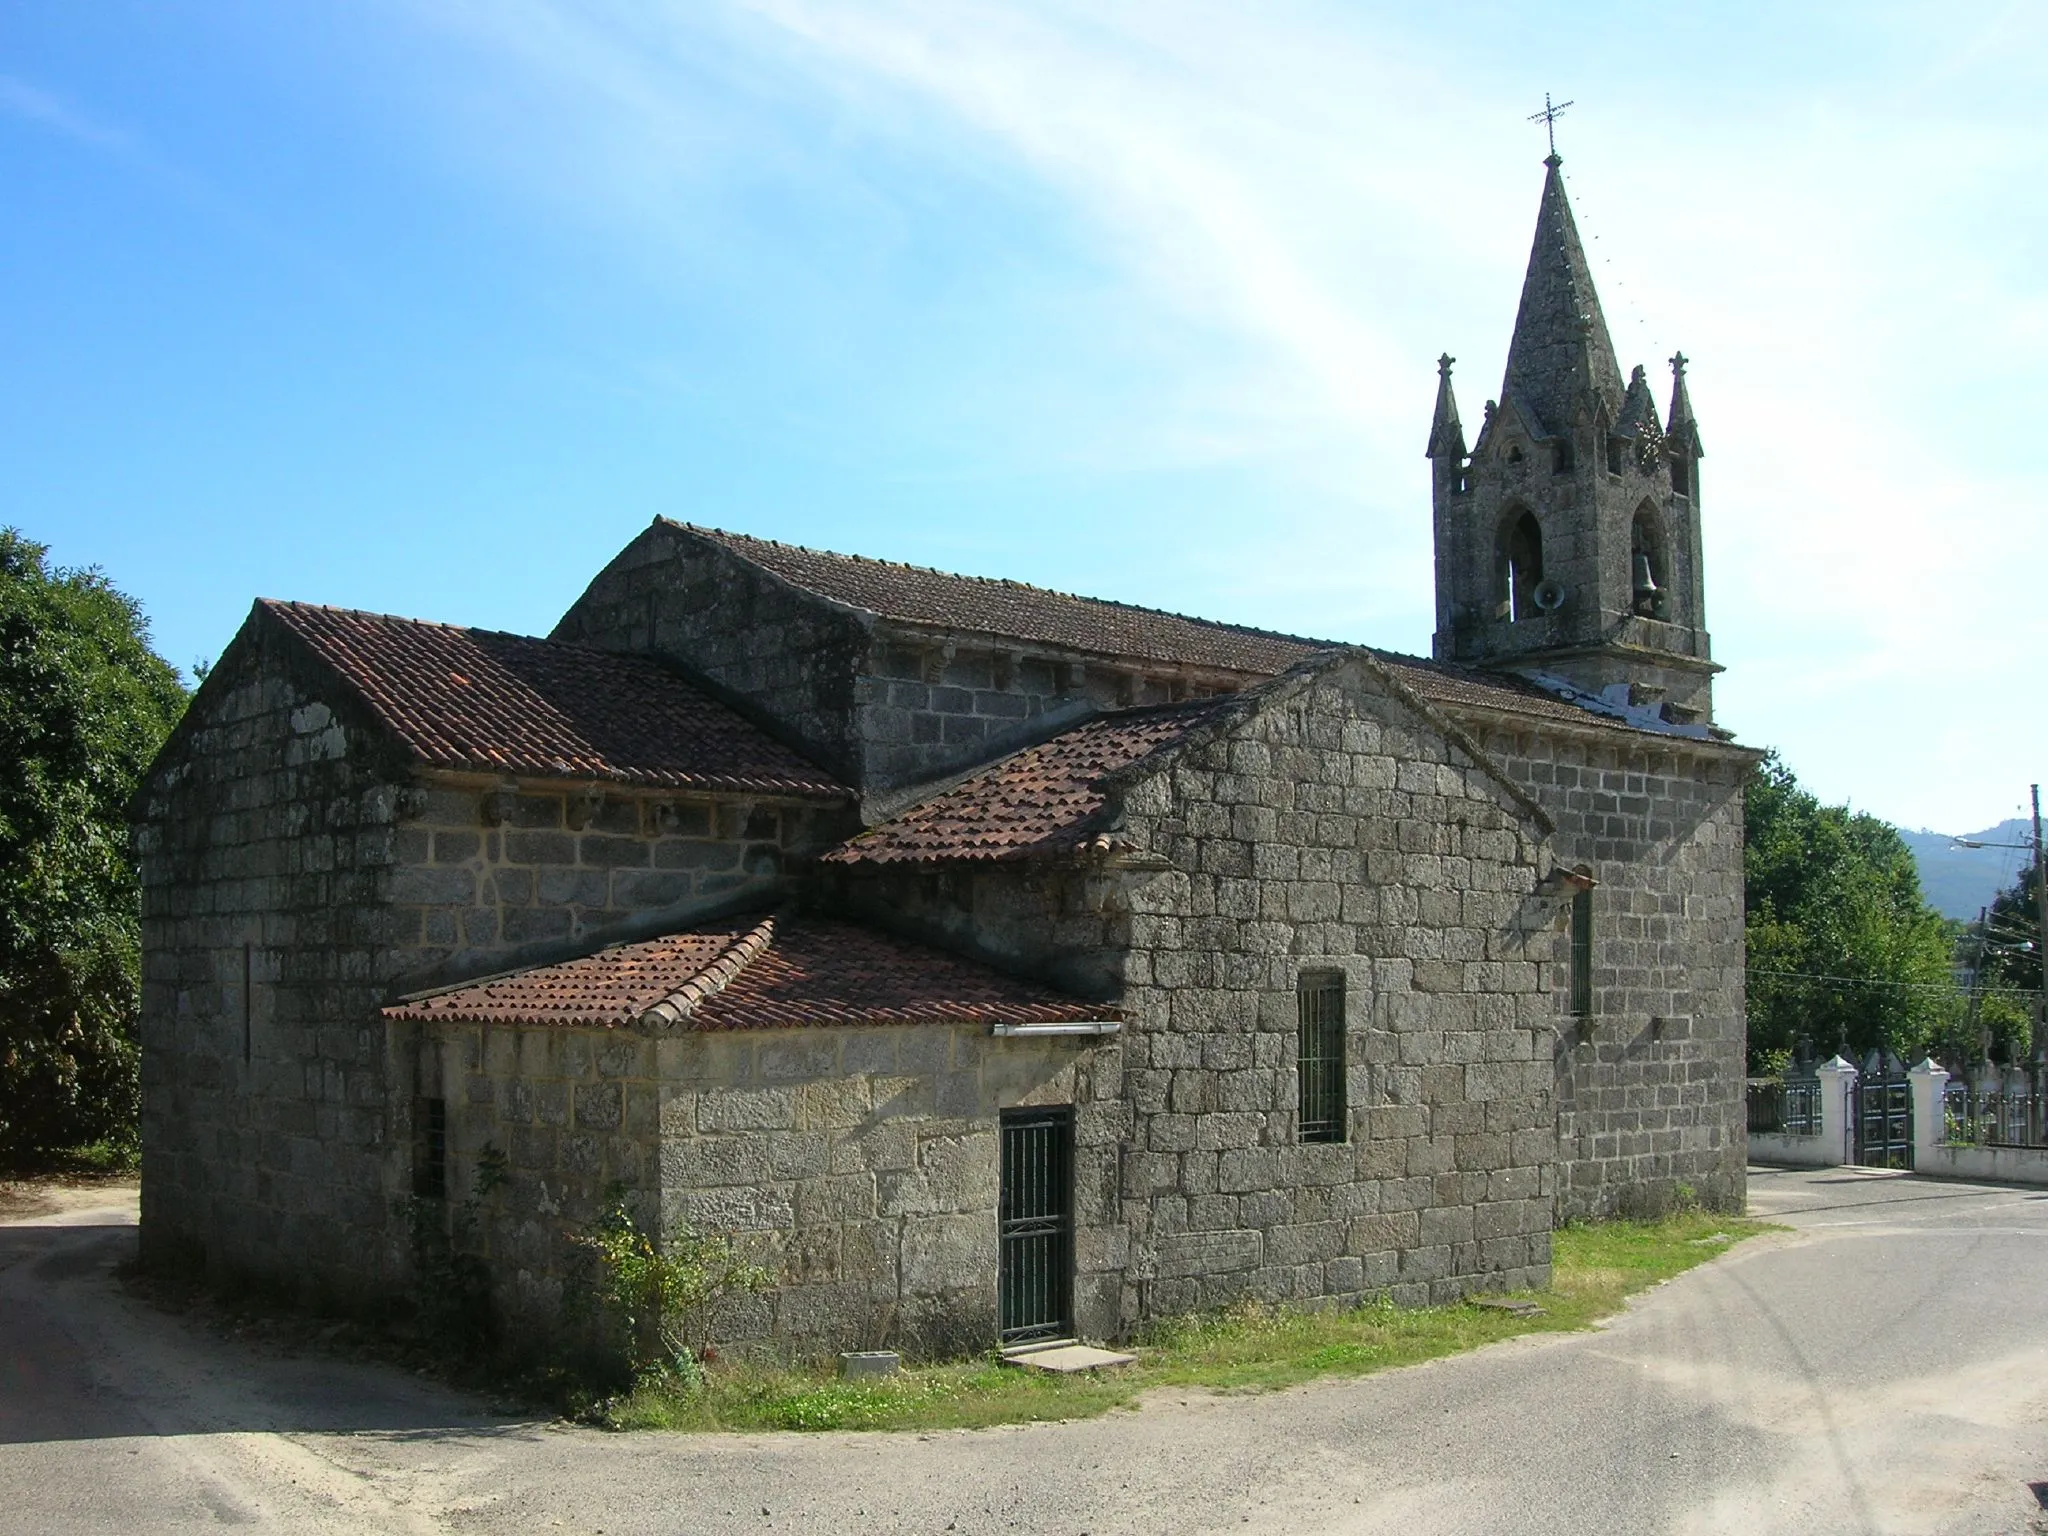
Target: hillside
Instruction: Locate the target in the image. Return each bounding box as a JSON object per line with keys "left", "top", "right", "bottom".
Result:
{"left": 1900, "top": 818, "right": 2036, "bottom": 920}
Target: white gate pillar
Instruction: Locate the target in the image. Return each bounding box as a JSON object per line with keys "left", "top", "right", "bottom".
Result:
{"left": 1814, "top": 1055, "right": 1859, "bottom": 1167}
{"left": 1909, "top": 1058, "right": 1950, "bottom": 1167}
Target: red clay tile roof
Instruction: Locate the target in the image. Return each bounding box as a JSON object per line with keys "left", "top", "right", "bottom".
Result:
{"left": 384, "top": 913, "right": 1108, "bottom": 1030}
{"left": 674, "top": 521, "right": 1326, "bottom": 675}
{"left": 673, "top": 522, "right": 1672, "bottom": 737}
{"left": 260, "top": 600, "right": 846, "bottom": 799}
{"left": 823, "top": 697, "right": 1235, "bottom": 865}
{"left": 823, "top": 654, "right": 1700, "bottom": 867}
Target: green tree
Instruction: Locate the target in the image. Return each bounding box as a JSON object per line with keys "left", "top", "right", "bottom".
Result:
{"left": 1744, "top": 753, "right": 1960, "bottom": 1070}
{"left": 0, "top": 531, "right": 186, "bottom": 1165}
{"left": 1963, "top": 863, "right": 2043, "bottom": 1063}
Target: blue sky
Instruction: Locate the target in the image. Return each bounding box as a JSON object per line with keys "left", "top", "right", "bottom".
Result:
{"left": 7, "top": 1, "right": 2043, "bottom": 834}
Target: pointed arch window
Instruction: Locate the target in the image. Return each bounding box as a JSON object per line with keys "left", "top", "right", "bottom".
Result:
{"left": 1498, "top": 511, "right": 1544, "bottom": 623}
{"left": 1631, "top": 508, "right": 1671, "bottom": 620}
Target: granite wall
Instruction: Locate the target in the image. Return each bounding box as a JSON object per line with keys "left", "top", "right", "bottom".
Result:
{"left": 385, "top": 779, "right": 846, "bottom": 994}
{"left": 552, "top": 521, "right": 873, "bottom": 782}
{"left": 417, "top": 1015, "right": 1121, "bottom": 1359}
{"left": 134, "top": 620, "right": 408, "bottom": 1302}
{"left": 1107, "top": 661, "right": 1562, "bottom": 1318}
{"left": 827, "top": 658, "right": 1566, "bottom": 1329}
{"left": 135, "top": 616, "right": 837, "bottom": 1305}
{"left": 1471, "top": 719, "right": 1752, "bottom": 1216}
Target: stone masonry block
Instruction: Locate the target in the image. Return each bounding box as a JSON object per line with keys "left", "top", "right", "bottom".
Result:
{"left": 901, "top": 1213, "right": 995, "bottom": 1296}
{"left": 1155, "top": 1228, "right": 1262, "bottom": 1279}
{"left": 697, "top": 1087, "right": 797, "bottom": 1133}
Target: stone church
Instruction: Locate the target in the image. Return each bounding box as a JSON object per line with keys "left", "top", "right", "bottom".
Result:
{"left": 135, "top": 154, "right": 1757, "bottom": 1358}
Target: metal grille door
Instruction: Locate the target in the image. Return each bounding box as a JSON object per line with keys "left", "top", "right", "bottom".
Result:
{"left": 999, "top": 1108, "right": 1073, "bottom": 1344}
{"left": 1855, "top": 1050, "right": 1913, "bottom": 1169}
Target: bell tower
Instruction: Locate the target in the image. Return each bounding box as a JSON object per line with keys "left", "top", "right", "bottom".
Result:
{"left": 1429, "top": 153, "right": 1716, "bottom": 725}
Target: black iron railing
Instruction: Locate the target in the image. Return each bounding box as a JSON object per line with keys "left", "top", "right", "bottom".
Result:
{"left": 1747, "top": 1077, "right": 1821, "bottom": 1136}
{"left": 1942, "top": 1084, "right": 2048, "bottom": 1149}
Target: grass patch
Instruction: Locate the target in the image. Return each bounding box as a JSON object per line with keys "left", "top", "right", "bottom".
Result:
{"left": 603, "top": 1209, "right": 1775, "bottom": 1432}
{"left": 0, "top": 1138, "right": 140, "bottom": 1181}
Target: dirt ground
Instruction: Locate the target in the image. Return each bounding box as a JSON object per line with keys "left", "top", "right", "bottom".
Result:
{"left": 0, "top": 1173, "right": 136, "bottom": 1223}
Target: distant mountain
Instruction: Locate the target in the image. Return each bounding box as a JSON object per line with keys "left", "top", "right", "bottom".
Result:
{"left": 1900, "top": 818, "right": 2037, "bottom": 921}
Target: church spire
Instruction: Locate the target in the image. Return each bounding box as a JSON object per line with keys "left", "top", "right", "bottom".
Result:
{"left": 1425, "top": 353, "right": 1466, "bottom": 459}
{"left": 1499, "top": 157, "right": 1625, "bottom": 441}
{"left": 1430, "top": 148, "right": 1719, "bottom": 724}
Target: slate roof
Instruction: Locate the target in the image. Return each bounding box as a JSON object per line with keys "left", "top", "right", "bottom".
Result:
{"left": 1374, "top": 653, "right": 1632, "bottom": 732}
{"left": 384, "top": 913, "right": 1108, "bottom": 1030}
{"left": 823, "top": 696, "right": 1236, "bottom": 865}
{"left": 673, "top": 521, "right": 1326, "bottom": 675}
{"left": 259, "top": 600, "right": 846, "bottom": 799}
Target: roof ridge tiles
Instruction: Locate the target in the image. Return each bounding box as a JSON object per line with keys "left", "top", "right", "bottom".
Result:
{"left": 637, "top": 911, "right": 780, "bottom": 1028}
{"left": 260, "top": 597, "right": 618, "bottom": 660}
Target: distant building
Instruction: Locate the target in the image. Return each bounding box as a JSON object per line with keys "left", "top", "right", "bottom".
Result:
{"left": 135, "top": 154, "right": 1757, "bottom": 1357}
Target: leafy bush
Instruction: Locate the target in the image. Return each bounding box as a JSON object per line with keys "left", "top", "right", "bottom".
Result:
{"left": 575, "top": 1189, "right": 773, "bottom": 1386}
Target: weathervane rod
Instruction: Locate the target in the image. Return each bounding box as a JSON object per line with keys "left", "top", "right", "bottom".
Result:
{"left": 1528, "top": 92, "right": 1574, "bottom": 159}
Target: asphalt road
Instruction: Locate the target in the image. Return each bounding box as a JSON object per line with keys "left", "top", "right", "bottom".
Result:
{"left": 3, "top": 1167, "right": 2046, "bottom": 1535}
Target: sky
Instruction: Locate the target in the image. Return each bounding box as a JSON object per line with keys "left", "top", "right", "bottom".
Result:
{"left": 5, "top": 1, "right": 2044, "bottom": 836}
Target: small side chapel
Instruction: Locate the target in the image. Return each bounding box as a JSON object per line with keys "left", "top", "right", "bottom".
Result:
{"left": 135, "top": 153, "right": 1759, "bottom": 1358}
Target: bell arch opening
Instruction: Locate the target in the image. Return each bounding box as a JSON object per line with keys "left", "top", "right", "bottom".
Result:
{"left": 1631, "top": 506, "right": 1672, "bottom": 620}
{"left": 1496, "top": 510, "right": 1545, "bottom": 623}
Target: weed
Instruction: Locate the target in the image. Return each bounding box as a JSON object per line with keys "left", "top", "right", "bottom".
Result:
{"left": 604, "top": 1209, "right": 1775, "bottom": 1434}
{"left": 575, "top": 1186, "right": 774, "bottom": 1388}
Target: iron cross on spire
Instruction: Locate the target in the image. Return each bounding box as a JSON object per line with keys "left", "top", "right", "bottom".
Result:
{"left": 1528, "top": 93, "right": 1573, "bottom": 160}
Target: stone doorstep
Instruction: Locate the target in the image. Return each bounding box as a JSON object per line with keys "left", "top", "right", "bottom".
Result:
{"left": 999, "top": 1341, "right": 1136, "bottom": 1374}
{"left": 1469, "top": 1297, "right": 1546, "bottom": 1318}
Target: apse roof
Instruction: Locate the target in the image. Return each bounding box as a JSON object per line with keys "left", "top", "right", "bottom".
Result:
{"left": 384, "top": 912, "right": 1108, "bottom": 1031}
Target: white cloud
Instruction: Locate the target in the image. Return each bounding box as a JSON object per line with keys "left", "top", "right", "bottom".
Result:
{"left": 383, "top": 0, "right": 2048, "bottom": 829}
{"left": 0, "top": 74, "right": 135, "bottom": 152}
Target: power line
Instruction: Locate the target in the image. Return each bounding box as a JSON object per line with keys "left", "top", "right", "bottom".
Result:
{"left": 1748, "top": 968, "right": 2037, "bottom": 998}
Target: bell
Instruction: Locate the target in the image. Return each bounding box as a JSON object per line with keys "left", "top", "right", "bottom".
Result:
{"left": 1632, "top": 552, "right": 1667, "bottom": 617}
{"left": 1633, "top": 552, "right": 1660, "bottom": 597}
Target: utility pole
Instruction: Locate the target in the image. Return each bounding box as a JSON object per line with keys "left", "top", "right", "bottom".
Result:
{"left": 1952, "top": 795, "right": 2048, "bottom": 1075}
{"left": 2034, "top": 784, "right": 2046, "bottom": 1060}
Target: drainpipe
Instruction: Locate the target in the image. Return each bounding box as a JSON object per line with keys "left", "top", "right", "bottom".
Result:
{"left": 2033, "top": 785, "right": 2045, "bottom": 1065}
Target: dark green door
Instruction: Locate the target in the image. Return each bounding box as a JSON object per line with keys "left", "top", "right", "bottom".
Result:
{"left": 999, "top": 1108, "right": 1073, "bottom": 1344}
{"left": 1855, "top": 1051, "right": 1913, "bottom": 1169}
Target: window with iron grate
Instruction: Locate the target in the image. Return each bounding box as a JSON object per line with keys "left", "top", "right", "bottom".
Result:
{"left": 1569, "top": 890, "right": 1594, "bottom": 1019}
{"left": 414, "top": 1096, "right": 448, "bottom": 1200}
{"left": 1297, "top": 972, "right": 1348, "bottom": 1144}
